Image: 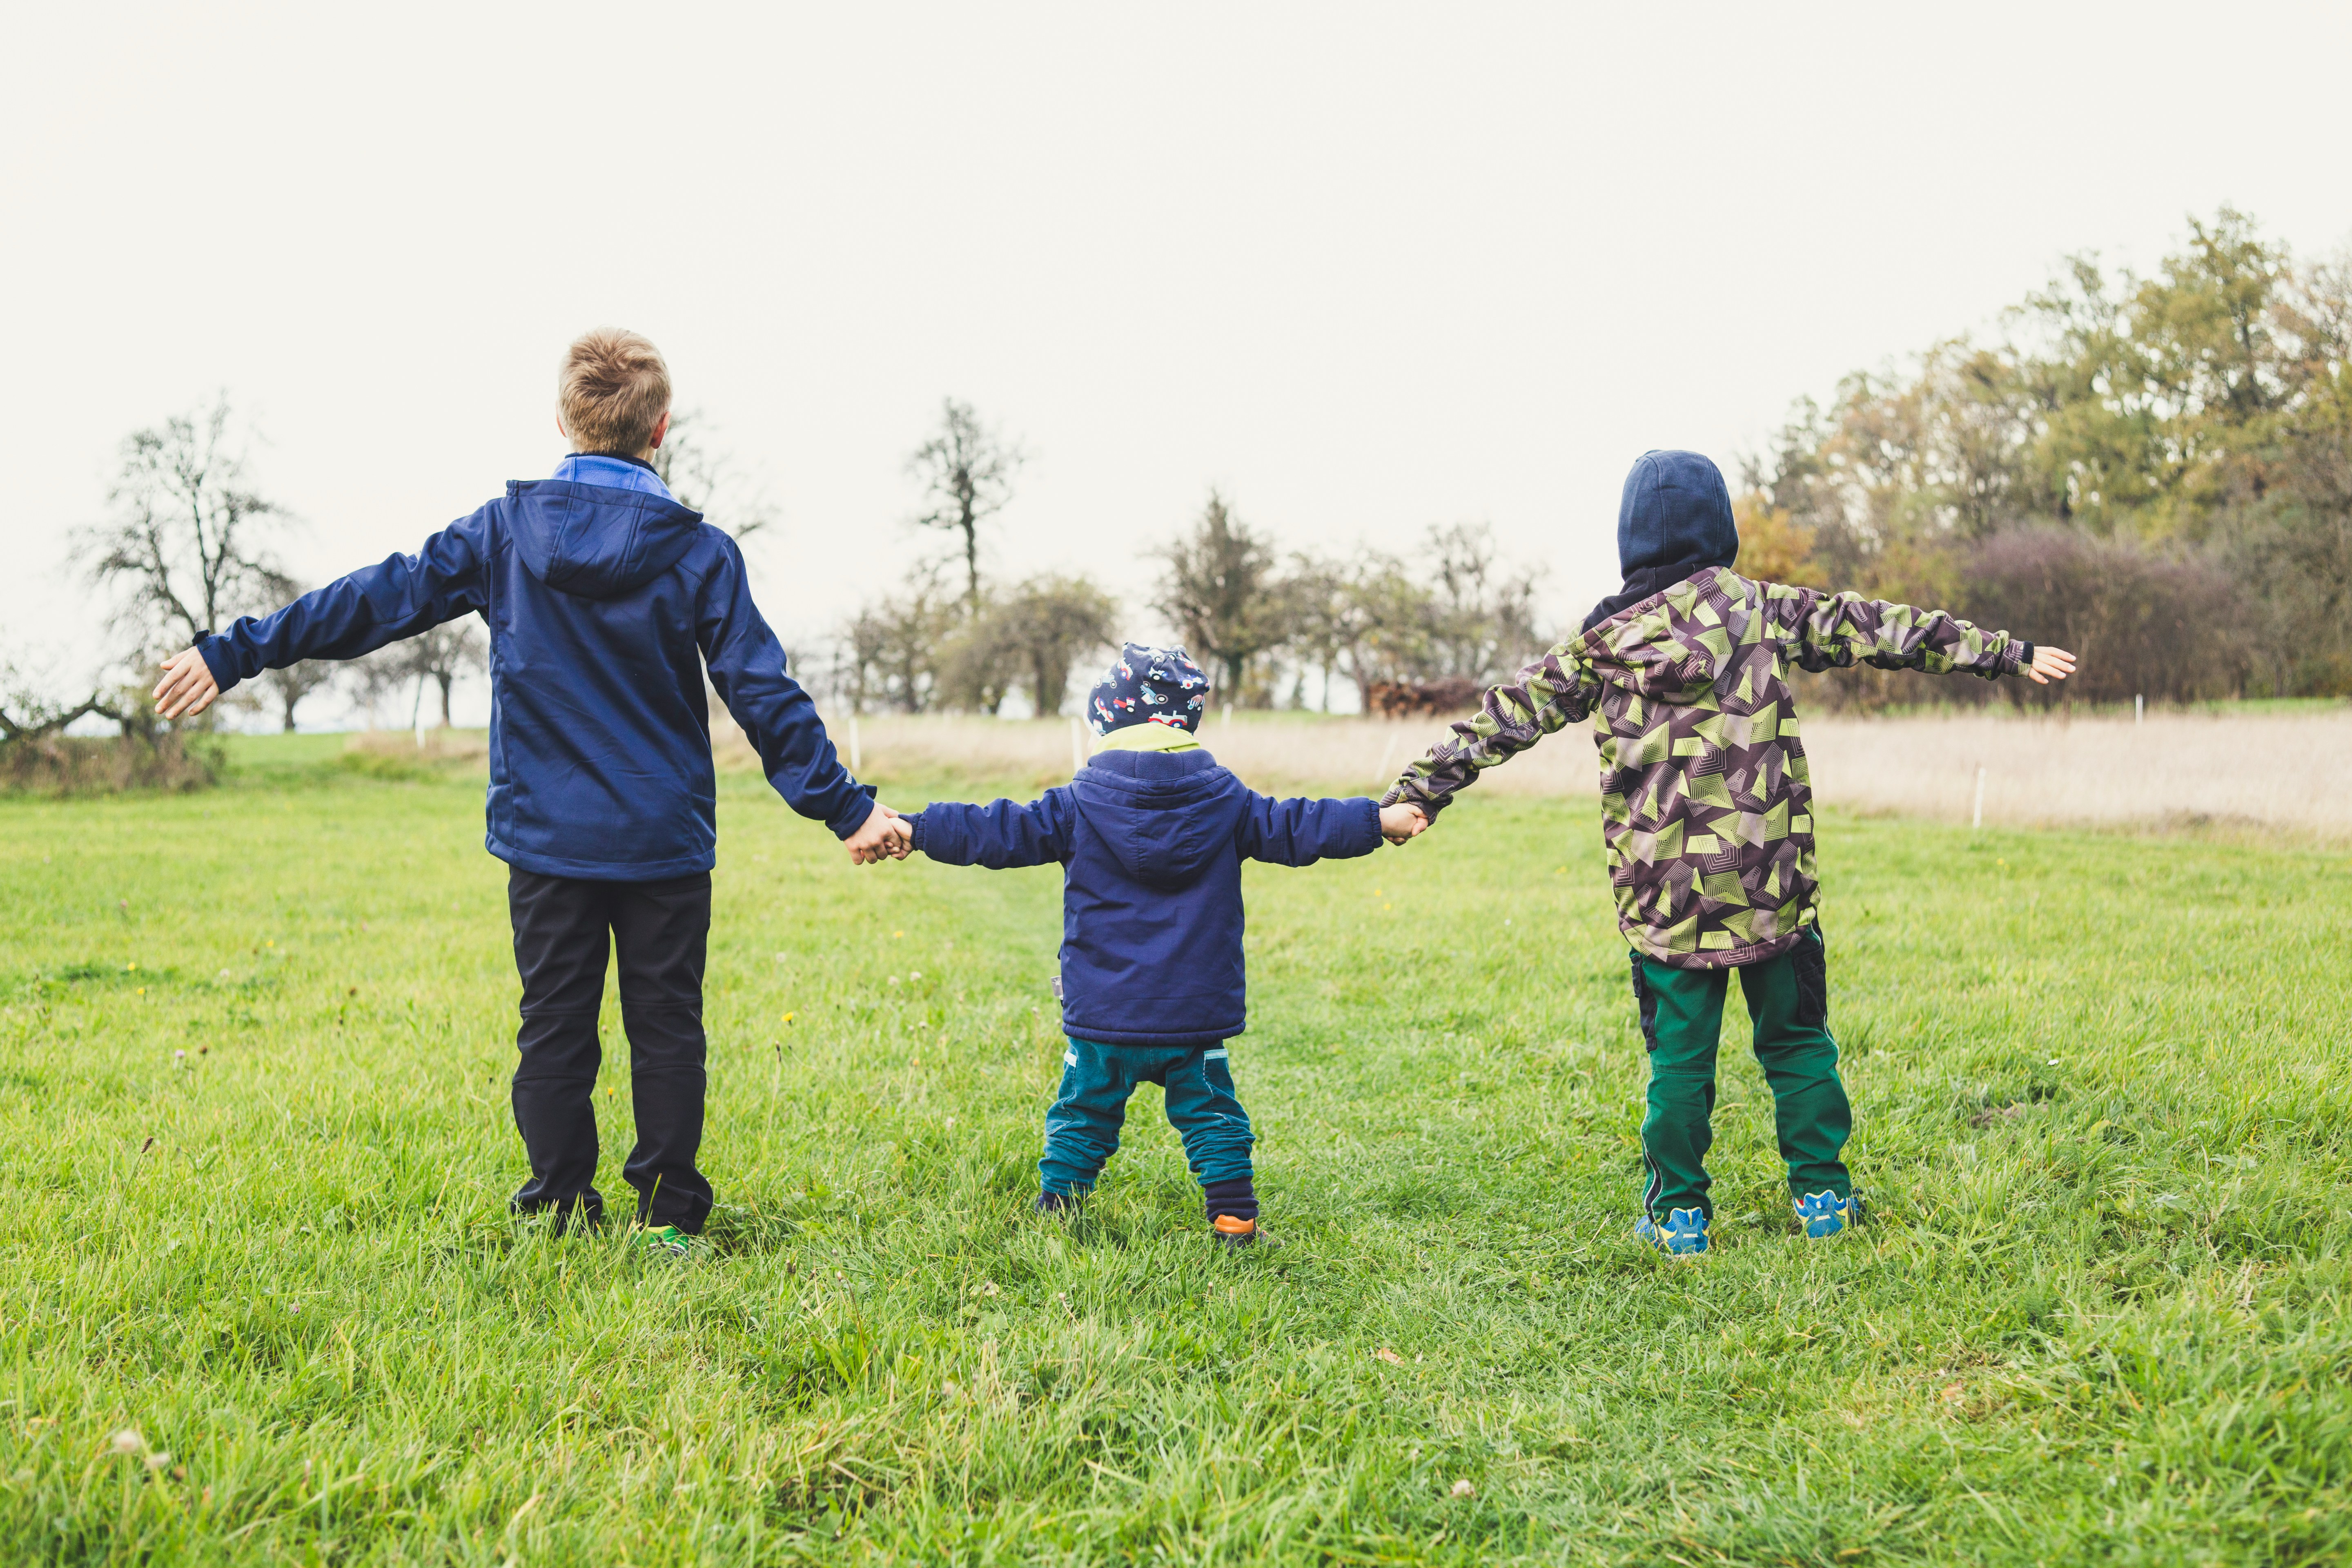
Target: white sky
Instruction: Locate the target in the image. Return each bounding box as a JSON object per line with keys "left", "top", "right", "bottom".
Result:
{"left": 6, "top": 2, "right": 2349, "bottom": 726}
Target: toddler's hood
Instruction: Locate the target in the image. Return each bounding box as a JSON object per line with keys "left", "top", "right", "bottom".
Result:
{"left": 504, "top": 480, "right": 706, "bottom": 601}
{"left": 1069, "top": 748, "right": 1248, "bottom": 891}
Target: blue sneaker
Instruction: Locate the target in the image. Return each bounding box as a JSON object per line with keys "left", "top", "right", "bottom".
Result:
{"left": 1634, "top": 1207, "right": 1709, "bottom": 1256}
{"left": 1794, "top": 1190, "right": 1857, "bottom": 1238}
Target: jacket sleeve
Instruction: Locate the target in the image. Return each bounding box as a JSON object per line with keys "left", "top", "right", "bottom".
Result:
{"left": 695, "top": 533, "right": 876, "bottom": 839}
{"left": 1236, "top": 794, "right": 1381, "bottom": 866}
{"left": 1379, "top": 641, "right": 1603, "bottom": 818}
{"left": 1765, "top": 584, "right": 2026, "bottom": 679}
{"left": 906, "top": 791, "right": 1073, "bottom": 869}
{"left": 195, "top": 507, "right": 492, "bottom": 692}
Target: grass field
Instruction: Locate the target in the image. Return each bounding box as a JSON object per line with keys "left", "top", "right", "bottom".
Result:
{"left": 4, "top": 730, "right": 2350, "bottom": 1565}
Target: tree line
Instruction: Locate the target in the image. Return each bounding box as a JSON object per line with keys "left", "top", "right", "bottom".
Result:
{"left": 1741, "top": 207, "right": 2352, "bottom": 707}
{"left": 834, "top": 402, "right": 1550, "bottom": 717}
{"left": 13, "top": 202, "right": 2338, "bottom": 774}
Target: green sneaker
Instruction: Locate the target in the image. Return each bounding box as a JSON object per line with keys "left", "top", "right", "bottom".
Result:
{"left": 637, "top": 1224, "right": 696, "bottom": 1258}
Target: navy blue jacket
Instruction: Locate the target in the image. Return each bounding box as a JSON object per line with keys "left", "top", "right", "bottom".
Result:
{"left": 907, "top": 748, "right": 1380, "bottom": 1047}
{"left": 196, "top": 480, "right": 873, "bottom": 880}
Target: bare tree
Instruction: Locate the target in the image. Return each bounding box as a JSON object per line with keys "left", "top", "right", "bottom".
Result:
{"left": 0, "top": 659, "right": 126, "bottom": 743}
{"left": 650, "top": 408, "right": 778, "bottom": 539}
{"left": 1152, "top": 491, "right": 1288, "bottom": 704}
{"left": 401, "top": 622, "right": 488, "bottom": 726}
{"left": 77, "top": 396, "right": 290, "bottom": 662}
{"left": 1416, "top": 522, "right": 1548, "bottom": 683}
{"left": 908, "top": 398, "right": 1023, "bottom": 608}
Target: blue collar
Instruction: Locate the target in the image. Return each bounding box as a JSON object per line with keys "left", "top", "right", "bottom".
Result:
{"left": 551, "top": 452, "right": 675, "bottom": 500}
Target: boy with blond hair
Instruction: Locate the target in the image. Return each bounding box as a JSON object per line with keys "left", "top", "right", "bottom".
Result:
{"left": 1383, "top": 450, "right": 2074, "bottom": 1255}
{"left": 152, "top": 328, "right": 909, "bottom": 1252}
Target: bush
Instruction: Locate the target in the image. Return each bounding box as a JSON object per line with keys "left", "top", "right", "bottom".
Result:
{"left": 0, "top": 728, "right": 220, "bottom": 795}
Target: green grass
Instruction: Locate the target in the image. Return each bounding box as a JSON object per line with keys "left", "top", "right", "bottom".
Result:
{"left": 3, "top": 740, "right": 2350, "bottom": 1565}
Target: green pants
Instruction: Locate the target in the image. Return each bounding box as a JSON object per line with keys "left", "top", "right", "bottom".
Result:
{"left": 1040, "top": 1037, "right": 1254, "bottom": 1198}
{"left": 1631, "top": 927, "right": 1851, "bottom": 1222}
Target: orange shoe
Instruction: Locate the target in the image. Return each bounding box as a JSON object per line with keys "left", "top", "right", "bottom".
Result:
{"left": 1211, "top": 1214, "right": 1257, "bottom": 1248}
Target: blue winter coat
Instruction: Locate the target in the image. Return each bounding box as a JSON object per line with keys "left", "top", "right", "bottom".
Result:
{"left": 907, "top": 748, "right": 1380, "bottom": 1047}
{"left": 196, "top": 477, "right": 873, "bottom": 880}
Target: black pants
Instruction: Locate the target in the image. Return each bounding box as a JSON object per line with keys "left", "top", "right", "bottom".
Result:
{"left": 508, "top": 867, "right": 713, "bottom": 1233}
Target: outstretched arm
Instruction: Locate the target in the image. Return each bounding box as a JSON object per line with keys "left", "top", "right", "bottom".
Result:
{"left": 907, "top": 792, "right": 1074, "bottom": 869}
{"left": 1236, "top": 793, "right": 1382, "bottom": 866}
{"left": 1767, "top": 584, "right": 2031, "bottom": 680}
{"left": 1380, "top": 641, "right": 1602, "bottom": 821}
{"left": 697, "top": 533, "right": 879, "bottom": 841}
{"left": 156, "top": 510, "right": 493, "bottom": 718}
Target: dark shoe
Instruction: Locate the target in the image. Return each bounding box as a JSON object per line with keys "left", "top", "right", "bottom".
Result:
{"left": 1211, "top": 1214, "right": 1257, "bottom": 1248}
{"left": 1035, "top": 1191, "right": 1080, "bottom": 1214}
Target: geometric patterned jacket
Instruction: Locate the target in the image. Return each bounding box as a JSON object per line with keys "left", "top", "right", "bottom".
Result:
{"left": 1382, "top": 567, "right": 2030, "bottom": 970}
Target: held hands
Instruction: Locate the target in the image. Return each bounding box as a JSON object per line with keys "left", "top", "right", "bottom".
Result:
{"left": 845, "top": 804, "right": 914, "bottom": 866}
{"left": 153, "top": 649, "right": 221, "bottom": 720}
{"left": 1379, "top": 802, "right": 1430, "bottom": 846}
{"left": 2026, "top": 646, "right": 2078, "bottom": 686}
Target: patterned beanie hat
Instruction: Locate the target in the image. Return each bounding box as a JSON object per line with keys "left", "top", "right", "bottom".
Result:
{"left": 1087, "top": 642, "right": 1209, "bottom": 736}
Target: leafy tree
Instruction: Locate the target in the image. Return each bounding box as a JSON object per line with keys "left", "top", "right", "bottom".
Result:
{"left": 1002, "top": 575, "right": 1119, "bottom": 717}
{"left": 842, "top": 567, "right": 962, "bottom": 713}
{"left": 1152, "top": 492, "right": 1287, "bottom": 704}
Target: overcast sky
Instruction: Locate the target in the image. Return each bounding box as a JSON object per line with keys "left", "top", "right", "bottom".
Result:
{"left": 7, "top": 2, "right": 2348, "bottom": 726}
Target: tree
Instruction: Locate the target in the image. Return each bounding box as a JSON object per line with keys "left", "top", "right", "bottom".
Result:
{"left": 401, "top": 622, "right": 488, "bottom": 726}
{"left": 907, "top": 399, "right": 1023, "bottom": 608}
{"left": 1414, "top": 523, "right": 1547, "bottom": 684}
{"left": 258, "top": 662, "right": 335, "bottom": 732}
{"left": 77, "top": 396, "right": 290, "bottom": 665}
{"left": 650, "top": 408, "right": 777, "bottom": 539}
{"left": 841, "top": 567, "right": 962, "bottom": 714}
{"left": 1152, "top": 491, "right": 1287, "bottom": 704}
{"left": 1001, "top": 576, "right": 1119, "bottom": 717}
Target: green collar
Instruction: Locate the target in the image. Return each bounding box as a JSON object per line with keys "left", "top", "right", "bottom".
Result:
{"left": 1095, "top": 723, "right": 1200, "bottom": 755}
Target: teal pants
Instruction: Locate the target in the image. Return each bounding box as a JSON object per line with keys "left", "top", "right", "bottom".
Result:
{"left": 1632, "top": 928, "right": 1851, "bottom": 1222}
{"left": 1040, "top": 1037, "right": 1254, "bottom": 1198}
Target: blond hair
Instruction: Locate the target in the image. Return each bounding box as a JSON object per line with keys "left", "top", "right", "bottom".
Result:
{"left": 557, "top": 327, "right": 671, "bottom": 454}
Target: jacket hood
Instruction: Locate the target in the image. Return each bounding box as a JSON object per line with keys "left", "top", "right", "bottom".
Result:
{"left": 505, "top": 480, "right": 706, "bottom": 601}
{"left": 1617, "top": 450, "right": 1737, "bottom": 578}
{"left": 1069, "top": 748, "right": 1249, "bottom": 890}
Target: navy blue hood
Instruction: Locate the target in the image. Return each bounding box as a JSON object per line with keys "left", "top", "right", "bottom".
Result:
{"left": 195, "top": 479, "right": 874, "bottom": 880}
{"left": 507, "top": 481, "right": 705, "bottom": 602}
{"left": 1069, "top": 749, "right": 1248, "bottom": 889}
{"left": 906, "top": 746, "right": 1380, "bottom": 1048}
{"left": 1617, "top": 450, "right": 1737, "bottom": 577}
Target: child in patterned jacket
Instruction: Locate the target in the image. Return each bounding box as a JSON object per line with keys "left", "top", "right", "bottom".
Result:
{"left": 904, "top": 644, "right": 1428, "bottom": 1245}
{"left": 1382, "top": 450, "right": 2075, "bottom": 1255}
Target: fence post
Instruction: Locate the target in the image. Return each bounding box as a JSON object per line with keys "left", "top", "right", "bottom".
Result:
{"left": 1070, "top": 716, "right": 1085, "bottom": 774}
{"left": 849, "top": 715, "right": 862, "bottom": 773}
{"left": 2135, "top": 693, "right": 2144, "bottom": 725}
{"left": 1972, "top": 765, "right": 1986, "bottom": 832}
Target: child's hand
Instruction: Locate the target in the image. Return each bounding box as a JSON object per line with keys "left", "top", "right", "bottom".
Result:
{"left": 2026, "top": 645, "right": 2077, "bottom": 686}
{"left": 845, "top": 806, "right": 914, "bottom": 865}
{"left": 152, "top": 648, "right": 220, "bottom": 720}
{"left": 1380, "top": 803, "right": 1430, "bottom": 845}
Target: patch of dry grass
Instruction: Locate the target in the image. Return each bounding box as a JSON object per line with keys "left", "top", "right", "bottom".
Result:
{"left": 730, "top": 704, "right": 2352, "bottom": 844}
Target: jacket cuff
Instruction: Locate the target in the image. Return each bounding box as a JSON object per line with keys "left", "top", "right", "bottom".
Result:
{"left": 2015, "top": 640, "right": 2034, "bottom": 673}
{"left": 194, "top": 634, "right": 241, "bottom": 695}
{"left": 907, "top": 811, "right": 930, "bottom": 853}
{"left": 826, "top": 788, "right": 878, "bottom": 840}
